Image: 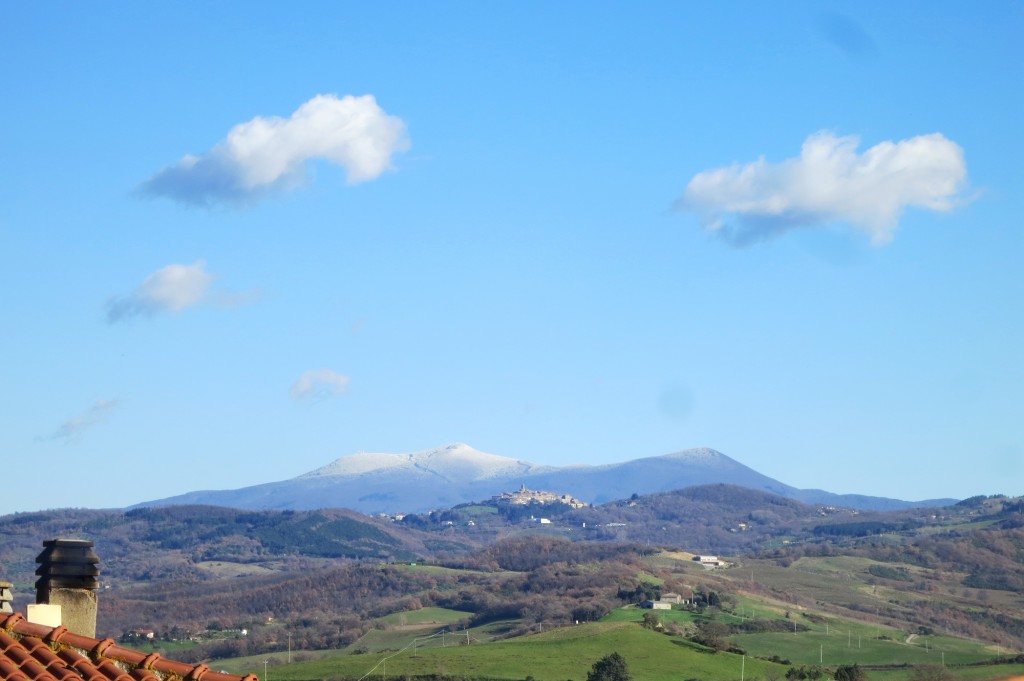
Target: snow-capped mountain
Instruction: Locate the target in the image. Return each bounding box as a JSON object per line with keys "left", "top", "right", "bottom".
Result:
{"left": 135, "top": 443, "right": 953, "bottom": 514}
{"left": 299, "top": 443, "right": 553, "bottom": 483}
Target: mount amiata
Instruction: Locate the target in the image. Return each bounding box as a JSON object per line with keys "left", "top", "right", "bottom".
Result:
{"left": 137, "top": 444, "right": 955, "bottom": 514}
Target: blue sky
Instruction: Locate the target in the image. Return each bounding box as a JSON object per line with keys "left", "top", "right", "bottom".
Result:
{"left": 2, "top": 2, "right": 1021, "bottom": 516}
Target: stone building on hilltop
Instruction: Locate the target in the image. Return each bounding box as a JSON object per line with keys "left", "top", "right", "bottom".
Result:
{"left": 492, "top": 484, "right": 588, "bottom": 508}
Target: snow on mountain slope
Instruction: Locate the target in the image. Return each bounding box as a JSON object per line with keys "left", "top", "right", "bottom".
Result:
{"left": 297, "top": 442, "right": 550, "bottom": 483}
{"left": 135, "top": 443, "right": 951, "bottom": 513}
{"left": 300, "top": 451, "right": 411, "bottom": 477}
{"left": 659, "top": 447, "right": 741, "bottom": 468}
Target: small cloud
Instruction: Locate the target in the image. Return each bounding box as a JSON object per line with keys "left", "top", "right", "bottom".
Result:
{"left": 106, "top": 260, "right": 215, "bottom": 323}
{"left": 817, "top": 11, "right": 876, "bottom": 57}
{"left": 46, "top": 399, "right": 120, "bottom": 443}
{"left": 290, "top": 369, "right": 351, "bottom": 401}
{"left": 677, "top": 131, "right": 969, "bottom": 246}
{"left": 139, "top": 94, "right": 409, "bottom": 206}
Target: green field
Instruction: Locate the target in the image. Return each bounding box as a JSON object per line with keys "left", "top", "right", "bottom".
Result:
{"left": 601, "top": 604, "right": 703, "bottom": 626}
{"left": 213, "top": 596, "right": 1024, "bottom": 681}
{"left": 225, "top": 619, "right": 1023, "bottom": 681}
{"left": 222, "top": 621, "right": 784, "bottom": 681}
{"left": 375, "top": 607, "right": 473, "bottom": 627}
{"left": 734, "top": 629, "right": 999, "bottom": 667}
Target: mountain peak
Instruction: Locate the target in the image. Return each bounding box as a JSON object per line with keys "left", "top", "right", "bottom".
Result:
{"left": 297, "top": 443, "right": 546, "bottom": 483}
{"left": 659, "top": 447, "right": 745, "bottom": 468}
{"left": 666, "top": 447, "right": 726, "bottom": 459}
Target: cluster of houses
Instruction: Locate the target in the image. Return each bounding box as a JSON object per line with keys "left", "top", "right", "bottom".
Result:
{"left": 491, "top": 484, "right": 588, "bottom": 509}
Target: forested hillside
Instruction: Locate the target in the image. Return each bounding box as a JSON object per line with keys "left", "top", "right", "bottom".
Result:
{"left": 1, "top": 489, "right": 1022, "bottom": 664}
{"left": 0, "top": 505, "right": 449, "bottom": 588}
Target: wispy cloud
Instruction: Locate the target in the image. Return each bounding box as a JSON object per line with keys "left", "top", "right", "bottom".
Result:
{"left": 106, "top": 260, "right": 215, "bottom": 323}
{"left": 46, "top": 399, "right": 120, "bottom": 443}
{"left": 289, "top": 369, "right": 351, "bottom": 401}
{"left": 140, "top": 94, "right": 409, "bottom": 206}
{"left": 677, "top": 131, "right": 968, "bottom": 246}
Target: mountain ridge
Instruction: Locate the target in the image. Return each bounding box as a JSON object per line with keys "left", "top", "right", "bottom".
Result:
{"left": 297, "top": 442, "right": 553, "bottom": 482}
{"left": 135, "top": 443, "right": 957, "bottom": 513}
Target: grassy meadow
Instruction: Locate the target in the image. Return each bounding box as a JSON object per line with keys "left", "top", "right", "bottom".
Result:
{"left": 221, "top": 621, "right": 781, "bottom": 681}
{"left": 209, "top": 544, "right": 1024, "bottom": 681}
{"left": 214, "top": 596, "right": 1021, "bottom": 681}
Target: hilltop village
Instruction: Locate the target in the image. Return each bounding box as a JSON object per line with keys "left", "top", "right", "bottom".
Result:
{"left": 491, "top": 484, "right": 588, "bottom": 509}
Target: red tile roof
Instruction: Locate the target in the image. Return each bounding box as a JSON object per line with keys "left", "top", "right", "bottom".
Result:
{"left": 0, "top": 613, "right": 258, "bottom": 681}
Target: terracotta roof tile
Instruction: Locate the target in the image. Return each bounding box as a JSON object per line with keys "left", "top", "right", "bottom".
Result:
{"left": 0, "top": 613, "right": 259, "bottom": 681}
{"left": 0, "top": 657, "right": 33, "bottom": 681}
{"left": 128, "top": 669, "right": 161, "bottom": 681}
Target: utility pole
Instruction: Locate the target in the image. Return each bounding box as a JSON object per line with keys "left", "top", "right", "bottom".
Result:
{"left": 741, "top": 655, "right": 745, "bottom": 681}
{"left": 820, "top": 645, "right": 823, "bottom": 664}
{"left": 287, "top": 633, "right": 292, "bottom": 664}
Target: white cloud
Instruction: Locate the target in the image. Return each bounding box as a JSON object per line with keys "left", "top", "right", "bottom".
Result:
{"left": 106, "top": 260, "right": 214, "bottom": 322}
{"left": 290, "top": 369, "right": 351, "bottom": 401}
{"left": 140, "top": 94, "right": 409, "bottom": 206}
{"left": 48, "top": 399, "right": 120, "bottom": 443}
{"left": 678, "top": 131, "right": 968, "bottom": 245}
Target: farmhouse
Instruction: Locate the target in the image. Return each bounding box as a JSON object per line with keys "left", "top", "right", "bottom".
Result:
{"left": 692, "top": 554, "right": 722, "bottom": 567}
{"left": 643, "top": 590, "right": 688, "bottom": 609}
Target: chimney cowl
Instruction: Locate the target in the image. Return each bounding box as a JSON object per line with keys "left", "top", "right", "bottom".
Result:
{"left": 35, "top": 538, "right": 101, "bottom": 637}
{"left": 0, "top": 581, "right": 13, "bottom": 614}
{"left": 35, "top": 538, "right": 101, "bottom": 592}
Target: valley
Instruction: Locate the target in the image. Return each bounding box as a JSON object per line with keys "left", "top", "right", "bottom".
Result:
{"left": 1, "top": 489, "right": 1022, "bottom": 681}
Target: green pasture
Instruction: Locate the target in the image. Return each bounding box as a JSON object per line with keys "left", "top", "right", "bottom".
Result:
{"left": 728, "top": 560, "right": 884, "bottom": 612}
{"left": 215, "top": 611, "right": 1021, "bottom": 681}
{"left": 344, "top": 618, "right": 518, "bottom": 655}
{"left": 223, "top": 621, "right": 783, "bottom": 681}
{"left": 734, "top": 629, "right": 999, "bottom": 667}
{"left": 600, "top": 604, "right": 703, "bottom": 626}
{"left": 375, "top": 607, "right": 472, "bottom": 627}
{"left": 211, "top": 561, "right": 1024, "bottom": 681}
{"left": 215, "top": 614, "right": 517, "bottom": 675}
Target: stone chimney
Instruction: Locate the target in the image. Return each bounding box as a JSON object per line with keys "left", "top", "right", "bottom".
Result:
{"left": 0, "top": 581, "right": 13, "bottom": 614}
{"left": 35, "top": 538, "right": 100, "bottom": 637}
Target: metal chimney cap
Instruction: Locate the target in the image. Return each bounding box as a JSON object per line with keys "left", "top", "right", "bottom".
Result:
{"left": 37, "top": 539, "right": 100, "bottom": 566}
{"left": 42, "top": 538, "right": 95, "bottom": 548}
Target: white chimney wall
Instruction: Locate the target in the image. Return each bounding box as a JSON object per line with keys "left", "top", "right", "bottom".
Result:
{"left": 27, "top": 603, "right": 62, "bottom": 627}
